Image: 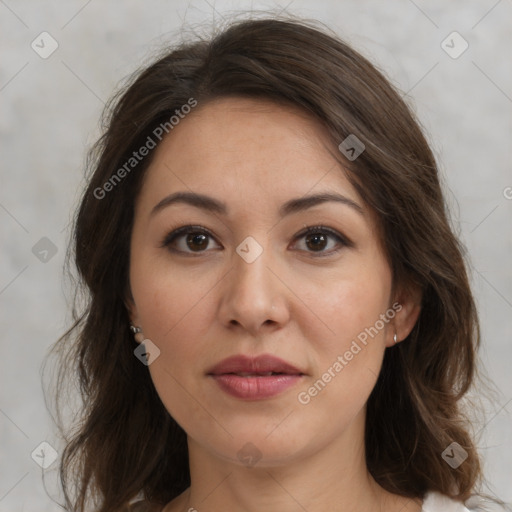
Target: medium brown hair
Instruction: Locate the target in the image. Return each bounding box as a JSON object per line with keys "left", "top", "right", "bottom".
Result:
{"left": 49, "top": 15, "right": 490, "bottom": 512}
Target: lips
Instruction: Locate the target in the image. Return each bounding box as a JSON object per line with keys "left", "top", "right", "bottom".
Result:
{"left": 207, "top": 354, "right": 304, "bottom": 376}
{"left": 207, "top": 354, "right": 305, "bottom": 400}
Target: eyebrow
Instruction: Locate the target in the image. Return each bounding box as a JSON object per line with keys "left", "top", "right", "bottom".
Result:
{"left": 150, "top": 191, "right": 364, "bottom": 218}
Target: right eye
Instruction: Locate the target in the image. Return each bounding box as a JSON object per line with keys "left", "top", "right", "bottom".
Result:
{"left": 160, "top": 225, "right": 222, "bottom": 255}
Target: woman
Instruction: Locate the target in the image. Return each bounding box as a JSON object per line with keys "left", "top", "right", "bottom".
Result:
{"left": 50, "top": 16, "right": 505, "bottom": 512}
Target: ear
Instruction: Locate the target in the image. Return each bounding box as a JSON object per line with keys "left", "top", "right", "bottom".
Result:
{"left": 123, "top": 289, "right": 140, "bottom": 330}
{"left": 386, "top": 282, "right": 422, "bottom": 347}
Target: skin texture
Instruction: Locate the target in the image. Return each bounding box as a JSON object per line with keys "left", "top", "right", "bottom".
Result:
{"left": 128, "top": 97, "right": 422, "bottom": 512}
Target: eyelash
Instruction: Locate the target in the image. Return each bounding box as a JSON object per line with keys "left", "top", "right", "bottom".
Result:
{"left": 160, "top": 224, "right": 353, "bottom": 258}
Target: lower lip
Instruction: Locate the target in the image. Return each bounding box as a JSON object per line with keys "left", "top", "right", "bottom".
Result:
{"left": 210, "top": 374, "right": 302, "bottom": 400}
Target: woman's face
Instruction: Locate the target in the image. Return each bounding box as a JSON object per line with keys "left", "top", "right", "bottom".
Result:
{"left": 128, "top": 97, "right": 419, "bottom": 467}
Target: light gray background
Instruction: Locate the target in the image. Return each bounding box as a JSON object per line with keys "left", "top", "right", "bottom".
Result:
{"left": 1, "top": 1, "right": 511, "bottom": 510}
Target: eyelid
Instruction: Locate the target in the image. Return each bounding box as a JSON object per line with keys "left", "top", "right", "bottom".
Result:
{"left": 294, "top": 225, "right": 353, "bottom": 246}
{"left": 290, "top": 225, "right": 353, "bottom": 256}
{"left": 160, "top": 224, "right": 220, "bottom": 253}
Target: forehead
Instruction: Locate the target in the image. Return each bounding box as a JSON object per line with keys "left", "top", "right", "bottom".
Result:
{"left": 137, "top": 96, "right": 362, "bottom": 214}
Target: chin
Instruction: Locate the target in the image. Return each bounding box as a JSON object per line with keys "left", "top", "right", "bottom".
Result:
{"left": 196, "top": 424, "right": 317, "bottom": 469}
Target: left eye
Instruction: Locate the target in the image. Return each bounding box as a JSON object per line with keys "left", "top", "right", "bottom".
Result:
{"left": 292, "top": 226, "right": 350, "bottom": 256}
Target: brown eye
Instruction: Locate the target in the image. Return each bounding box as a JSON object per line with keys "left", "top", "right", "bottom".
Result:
{"left": 186, "top": 232, "right": 209, "bottom": 251}
{"left": 161, "top": 226, "right": 221, "bottom": 255}
{"left": 293, "top": 226, "right": 352, "bottom": 257}
{"left": 305, "top": 232, "right": 328, "bottom": 251}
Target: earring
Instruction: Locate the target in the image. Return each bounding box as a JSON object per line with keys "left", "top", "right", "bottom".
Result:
{"left": 130, "top": 325, "right": 145, "bottom": 343}
{"left": 393, "top": 333, "right": 398, "bottom": 344}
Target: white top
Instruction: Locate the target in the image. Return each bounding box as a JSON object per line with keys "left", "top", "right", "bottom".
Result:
{"left": 422, "top": 491, "right": 471, "bottom": 511}
{"left": 129, "top": 491, "right": 498, "bottom": 511}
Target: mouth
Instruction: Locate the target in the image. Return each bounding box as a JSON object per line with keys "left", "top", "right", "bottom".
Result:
{"left": 223, "top": 371, "right": 292, "bottom": 377}
{"left": 207, "top": 354, "right": 305, "bottom": 400}
{"left": 207, "top": 354, "right": 304, "bottom": 376}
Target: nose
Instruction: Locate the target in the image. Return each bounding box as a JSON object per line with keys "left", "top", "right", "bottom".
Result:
{"left": 217, "top": 242, "right": 290, "bottom": 335}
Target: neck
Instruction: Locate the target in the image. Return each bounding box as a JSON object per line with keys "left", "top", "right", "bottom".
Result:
{"left": 172, "top": 410, "right": 420, "bottom": 512}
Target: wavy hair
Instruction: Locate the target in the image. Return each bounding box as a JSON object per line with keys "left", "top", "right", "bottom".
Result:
{"left": 47, "top": 15, "right": 496, "bottom": 512}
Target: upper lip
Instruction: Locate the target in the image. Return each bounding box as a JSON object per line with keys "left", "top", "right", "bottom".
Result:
{"left": 207, "top": 354, "right": 304, "bottom": 376}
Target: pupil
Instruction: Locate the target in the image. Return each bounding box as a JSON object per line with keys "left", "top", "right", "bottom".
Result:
{"left": 306, "top": 233, "right": 326, "bottom": 251}
{"left": 187, "top": 233, "right": 208, "bottom": 250}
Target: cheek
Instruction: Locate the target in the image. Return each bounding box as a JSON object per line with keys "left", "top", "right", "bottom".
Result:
{"left": 130, "top": 252, "right": 220, "bottom": 342}
{"left": 129, "top": 259, "right": 212, "bottom": 399}
{"left": 132, "top": 269, "right": 218, "bottom": 427}
{"left": 294, "top": 261, "right": 392, "bottom": 410}
{"left": 296, "top": 262, "right": 391, "bottom": 351}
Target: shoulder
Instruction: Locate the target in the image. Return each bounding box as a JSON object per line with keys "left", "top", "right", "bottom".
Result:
{"left": 422, "top": 491, "right": 470, "bottom": 511}
{"left": 422, "top": 491, "right": 496, "bottom": 512}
